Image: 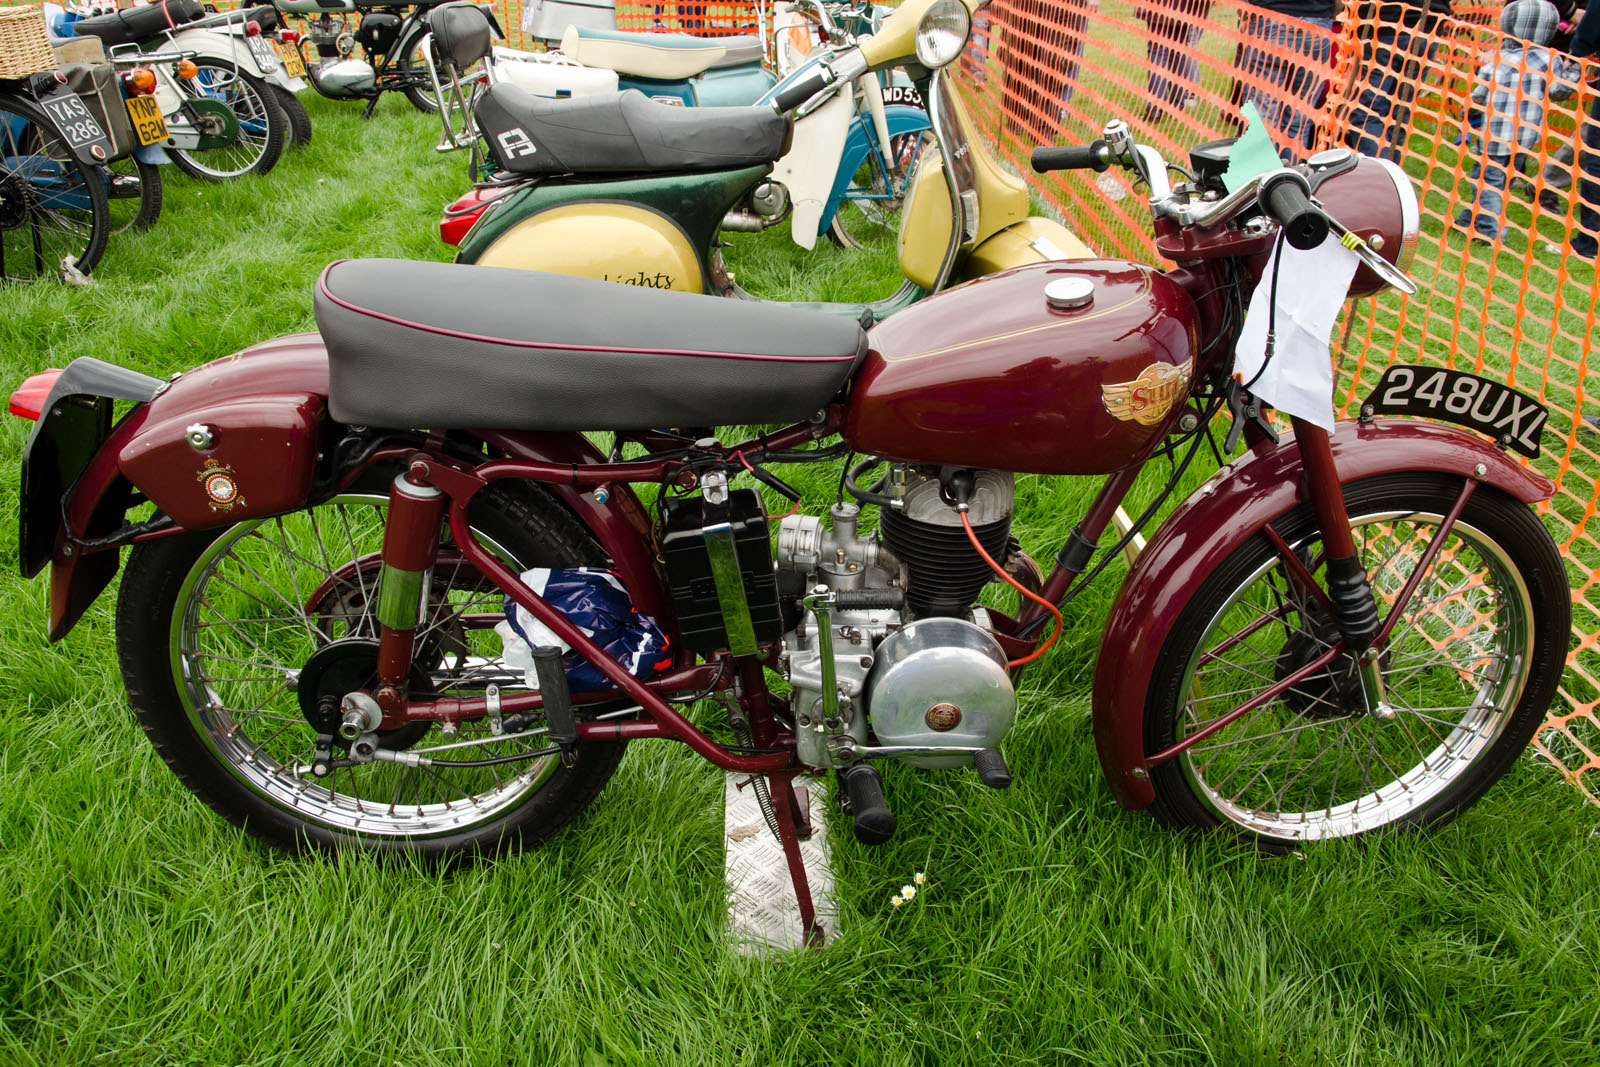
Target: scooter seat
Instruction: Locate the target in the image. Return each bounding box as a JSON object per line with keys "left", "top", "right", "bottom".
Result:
{"left": 314, "top": 259, "right": 867, "bottom": 431}
{"left": 70, "top": 0, "right": 207, "bottom": 47}
{"left": 476, "top": 84, "right": 790, "bottom": 175}
{"left": 560, "top": 24, "right": 733, "bottom": 80}
{"left": 188, "top": 5, "right": 282, "bottom": 33}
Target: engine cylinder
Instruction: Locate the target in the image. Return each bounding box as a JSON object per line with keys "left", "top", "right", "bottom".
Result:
{"left": 880, "top": 468, "right": 1012, "bottom": 618}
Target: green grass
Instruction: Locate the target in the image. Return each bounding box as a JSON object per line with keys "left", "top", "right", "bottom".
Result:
{"left": 2, "top": 90, "right": 1600, "bottom": 1067}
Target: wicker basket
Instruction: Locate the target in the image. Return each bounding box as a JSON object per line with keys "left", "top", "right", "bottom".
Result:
{"left": 0, "top": 5, "right": 56, "bottom": 80}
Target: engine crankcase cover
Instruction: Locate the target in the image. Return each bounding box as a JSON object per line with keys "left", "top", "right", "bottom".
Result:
{"left": 315, "top": 58, "right": 376, "bottom": 96}
{"left": 866, "top": 617, "right": 1015, "bottom": 768}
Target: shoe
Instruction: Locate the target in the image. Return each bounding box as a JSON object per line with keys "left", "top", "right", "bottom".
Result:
{"left": 1539, "top": 189, "right": 1564, "bottom": 212}
{"left": 1510, "top": 176, "right": 1537, "bottom": 201}
{"left": 1582, "top": 415, "right": 1600, "bottom": 435}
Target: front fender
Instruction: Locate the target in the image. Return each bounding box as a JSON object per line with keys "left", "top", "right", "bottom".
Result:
{"left": 37, "top": 336, "right": 667, "bottom": 643}
{"left": 818, "top": 103, "right": 931, "bottom": 232}
{"left": 1090, "top": 417, "right": 1554, "bottom": 811}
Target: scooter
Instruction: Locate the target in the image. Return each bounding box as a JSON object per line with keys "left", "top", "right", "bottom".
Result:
{"left": 424, "top": 0, "right": 929, "bottom": 250}
{"left": 439, "top": 0, "right": 1089, "bottom": 316}
{"left": 62, "top": 1, "right": 297, "bottom": 178}
{"left": 9, "top": 80, "right": 1570, "bottom": 944}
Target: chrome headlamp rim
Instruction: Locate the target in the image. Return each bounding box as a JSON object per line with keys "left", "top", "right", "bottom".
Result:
{"left": 914, "top": 0, "right": 971, "bottom": 68}
{"left": 1374, "top": 156, "right": 1420, "bottom": 280}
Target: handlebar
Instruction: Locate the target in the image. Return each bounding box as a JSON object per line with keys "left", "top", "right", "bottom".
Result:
{"left": 1258, "top": 171, "right": 1329, "bottom": 250}
{"left": 771, "top": 62, "right": 835, "bottom": 112}
{"left": 1030, "top": 142, "right": 1110, "bottom": 173}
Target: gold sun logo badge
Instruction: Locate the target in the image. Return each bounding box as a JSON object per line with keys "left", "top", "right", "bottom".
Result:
{"left": 1102, "top": 358, "right": 1193, "bottom": 427}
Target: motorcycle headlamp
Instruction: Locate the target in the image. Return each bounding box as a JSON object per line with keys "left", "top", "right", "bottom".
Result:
{"left": 914, "top": 0, "right": 970, "bottom": 68}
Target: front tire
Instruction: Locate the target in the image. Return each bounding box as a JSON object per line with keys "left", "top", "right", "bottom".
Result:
{"left": 116, "top": 476, "right": 628, "bottom": 859}
{"left": 1143, "top": 473, "right": 1570, "bottom": 849}
{"left": 104, "top": 155, "right": 162, "bottom": 232}
{"left": 271, "top": 85, "right": 313, "bottom": 148}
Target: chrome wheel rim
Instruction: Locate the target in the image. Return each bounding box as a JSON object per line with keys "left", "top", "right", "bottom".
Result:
{"left": 169, "top": 493, "right": 560, "bottom": 839}
{"left": 1173, "top": 509, "right": 1533, "bottom": 841}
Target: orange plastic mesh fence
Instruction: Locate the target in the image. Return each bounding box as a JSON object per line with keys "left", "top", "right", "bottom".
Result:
{"left": 258, "top": 0, "right": 1600, "bottom": 801}
{"left": 962, "top": 0, "right": 1600, "bottom": 803}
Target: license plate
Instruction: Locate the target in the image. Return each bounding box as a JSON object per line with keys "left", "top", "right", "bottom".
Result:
{"left": 1364, "top": 364, "right": 1549, "bottom": 458}
{"left": 882, "top": 83, "right": 924, "bottom": 108}
{"left": 247, "top": 35, "right": 279, "bottom": 72}
{"left": 125, "top": 95, "right": 168, "bottom": 146}
{"left": 276, "top": 40, "right": 306, "bottom": 78}
{"left": 39, "top": 91, "right": 109, "bottom": 154}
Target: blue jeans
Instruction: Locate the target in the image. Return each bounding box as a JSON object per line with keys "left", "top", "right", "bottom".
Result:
{"left": 1148, "top": 23, "right": 1204, "bottom": 107}
{"left": 1574, "top": 94, "right": 1600, "bottom": 259}
{"left": 1237, "top": 11, "right": 1333, "bottom": 161}
{"left": 1455, "top": 153, "right": 1510, "bottom": 241}
{"left": 1346, "top": 31, "right": 1432, "bottom": 163}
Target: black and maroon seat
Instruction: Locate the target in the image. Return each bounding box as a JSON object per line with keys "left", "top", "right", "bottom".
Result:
{"left": 70, "top": 0, "right": 208, "bottom": 47}
{"left": 313, "top": 259, "right": 866, "bottom": 431}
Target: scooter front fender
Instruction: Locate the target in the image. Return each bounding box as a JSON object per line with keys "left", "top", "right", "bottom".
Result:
{"left": 29, "top": 338, "right": 666, "bottom": 641}
{"left": 818, "top": 103, "right": 931, "bottom": 233}
{"left": 1090, "top": 417, "right": 1554, "bottom": 810}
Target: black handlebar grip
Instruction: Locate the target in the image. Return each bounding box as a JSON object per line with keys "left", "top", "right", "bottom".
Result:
{"left": 1259, "top": 172, "right": 1329, "bottom": 250}
{"left": 831, "top": 587, "right": 907, "bottom": 611}
{"left": 1030, "top": 141, "right": 1110, "bottom": 173}
{"left": 838, "top": 763, "right": 897, "bottom": 844}
{"left": 772, "top": 65, "right": 833, "bottom": 113}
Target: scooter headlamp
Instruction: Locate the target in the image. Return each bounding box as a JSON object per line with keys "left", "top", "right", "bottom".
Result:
{"left": 914, "top": 0, "right": 970, "bottom": 68}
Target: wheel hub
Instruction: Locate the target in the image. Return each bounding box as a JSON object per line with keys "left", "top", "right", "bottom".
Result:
{"left": 0, "top": 171, "right": 31, "bottom": 231}
{"left": 296, "top": 637, "right": 433, "bottom": 750}
{"left": 1274, "top": 610, "right": 1364, "bottom": 719}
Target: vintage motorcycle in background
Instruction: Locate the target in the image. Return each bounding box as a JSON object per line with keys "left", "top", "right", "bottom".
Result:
{"left": 436, "top": 0, "right": 1088, "bottom": 315}
{"left": 8, "top": 0, "right": 1571, "bottom": 941}
{"left": 425, "top": 0, "right": 931, "bottom": 252}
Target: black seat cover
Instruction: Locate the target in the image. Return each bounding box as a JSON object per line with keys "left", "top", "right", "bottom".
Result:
{"left": 429, "top": 2, "right": 494, "bottom": 70}
{"left": 314, "top": 259, "right": 866, "bottom": 431}
{"left": 475, "top": 84, "right": 790, "bottom": 176}
{"left": 72, "top": 0, "right": 206, "bottom": 46}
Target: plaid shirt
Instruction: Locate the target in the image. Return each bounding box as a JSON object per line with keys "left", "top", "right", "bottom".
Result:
{"left": 1472, "top": 6, "right": 1580, "bottom": 155}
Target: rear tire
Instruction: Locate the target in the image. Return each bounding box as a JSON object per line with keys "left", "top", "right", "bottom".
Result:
{"left": 169, "top": 62, "right": 286, "bottom": 180}
{"left": 1143, "top": 474, "right": 1570, "bottom": 849}
{"left": 105, "top": 156, "right": 162, "bottom": 232}
{"left": 116, "top": 473, "right": 629, "bottom": 860}
{"left": 271, "top": 84, "right": 312, "bottom": 148}
{"left": 0, "top": 93, "right": 109, "bottom": 281}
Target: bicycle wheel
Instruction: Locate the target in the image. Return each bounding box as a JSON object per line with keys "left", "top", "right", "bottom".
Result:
{"left": 104, "top": 155, "right": 162, "bottom": 232}
{"left": 271, "top": 84, "right": 312, "bottom": 147}
{"left": 1143, "top": 473, "right": 1570, "bottom": 849}
{"left": 0, "top": 92, "right": 109, "bottom": 281}
{"left": 400, "top": 30, "right": 478, "bottom": 115}
{"left": 168, "top": 61, "right": 286, "bottom": 180}
{"left": 828, "top": 130, "right": 934, "bottom": 251}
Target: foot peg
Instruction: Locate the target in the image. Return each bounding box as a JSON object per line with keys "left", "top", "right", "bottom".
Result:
{"left": 973, "top": 748, "right": 1012, "bottom": 789}
{"left": 837, "top": 763, "right": 896, "bottom": 844}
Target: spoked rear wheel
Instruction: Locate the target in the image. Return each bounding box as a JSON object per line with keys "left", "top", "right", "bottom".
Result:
{"left": 168, "top": 61, "right": 286, "bottom": 179}
{"left": 0, "top": 93, "right": 109, "bottom": 281}
{"left": 1144, "top": 474, "right": 1569, "bottom": 849}
{"left": 116, "top": 475, "right": 628, "bottom": 859}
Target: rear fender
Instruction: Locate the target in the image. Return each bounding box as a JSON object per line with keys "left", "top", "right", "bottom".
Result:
{"left": 165, "top": 28, "right": 275, "bottom": 80}
{"left": 1090, "top": 418, "right": 1555, "bottom": 810}
{"left": 36, "top": 337, "right": 668, "bottom": 643}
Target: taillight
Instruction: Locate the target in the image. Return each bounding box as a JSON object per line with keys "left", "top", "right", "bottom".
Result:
{"left": 440, "top": 186, "right": 515, "bottom": 247}
{"left": 9, "top": 370, "right": 64, "bottom": 421}
{"left": 244, "top": 19, "right": 262, "bottom": 36}
{"left": 177, "top": 58, "right": 199, "bottom": 79}
{"left": 278, "top": 29, "right": 300, "bottom": 44}
{"left": 121, "top": 67, "right": 158, "bottom": 96}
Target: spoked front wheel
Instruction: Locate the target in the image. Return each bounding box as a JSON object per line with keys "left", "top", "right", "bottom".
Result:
{"left": 1144, "top": 473, "right": 1570, "bottom": 849}
{"left": 116, "top": 475, "right": 628, "bottom": 859}
{"left": 827, "top": 129, "right": 933, "bottom": 251}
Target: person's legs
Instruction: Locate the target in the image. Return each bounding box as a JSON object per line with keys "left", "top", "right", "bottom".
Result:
{"left": 1456, "top": 152, "right": 1509, "bottom": 241}
{"left": 1572, "top": 97, "right": 1600, "bottom": 259}
{"left": 1279, "top": 16, "right": 1332, "bottom": 153}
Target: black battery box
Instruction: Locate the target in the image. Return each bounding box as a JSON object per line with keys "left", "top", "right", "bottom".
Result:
{"left": 659, "top": 489, "right": 783, "bottom": 654}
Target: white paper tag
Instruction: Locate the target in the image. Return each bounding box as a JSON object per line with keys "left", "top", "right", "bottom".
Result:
{"left": 1232, "top": 238, "right": 1360, "bottom": 432}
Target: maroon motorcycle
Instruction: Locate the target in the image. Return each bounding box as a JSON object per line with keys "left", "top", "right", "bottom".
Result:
{"left": 11, "top": 121, "right": 1570, "bottom": 940}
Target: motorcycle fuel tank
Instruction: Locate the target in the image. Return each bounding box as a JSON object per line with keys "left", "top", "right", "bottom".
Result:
{"left": 842, "top": 260, "right": 1200, "bottom": 475}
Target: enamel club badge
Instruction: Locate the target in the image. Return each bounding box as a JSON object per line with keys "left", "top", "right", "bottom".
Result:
{"left": 198, "top": 458, "right": 245, "bottom": 512}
